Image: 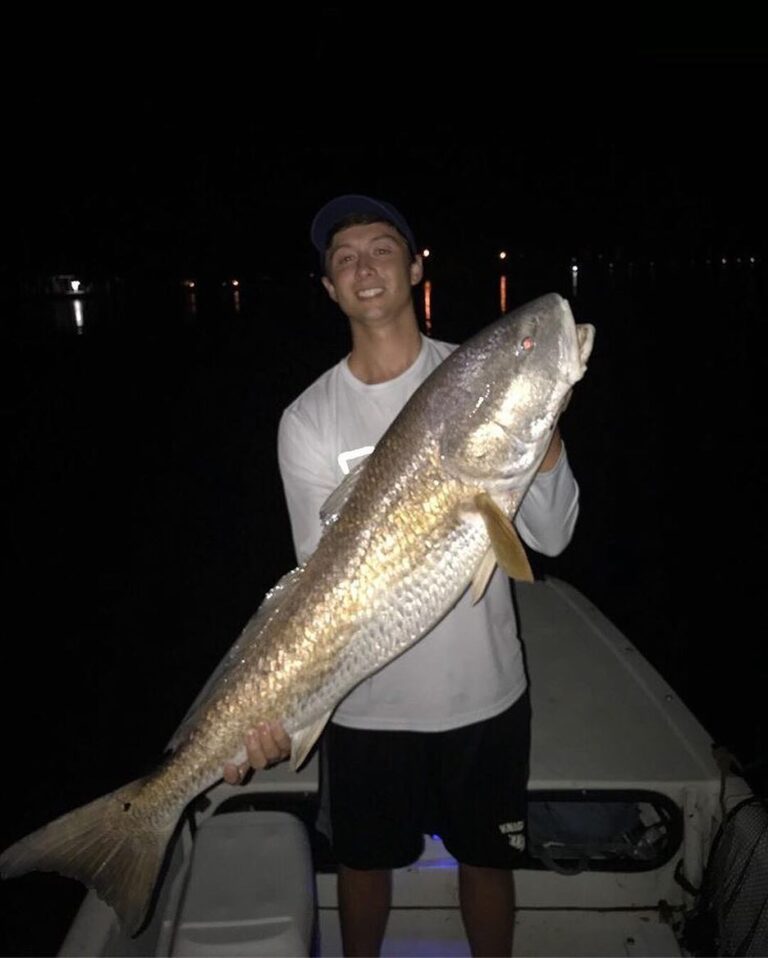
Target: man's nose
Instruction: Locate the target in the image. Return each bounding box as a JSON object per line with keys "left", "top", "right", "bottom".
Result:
{"left": 356, "top": 253, "right": 374, "bottom": 275}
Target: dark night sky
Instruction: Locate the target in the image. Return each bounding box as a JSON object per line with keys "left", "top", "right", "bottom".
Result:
{"left": 6, "top": 43, "right": 767, "bottom": 288}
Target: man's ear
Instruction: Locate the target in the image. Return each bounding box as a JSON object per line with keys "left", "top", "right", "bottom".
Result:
{"left": 322, "top": 275, "right": 338, "bottom": 303}
{"left": 409, "top": 254, "right": 424, "bottom": 287}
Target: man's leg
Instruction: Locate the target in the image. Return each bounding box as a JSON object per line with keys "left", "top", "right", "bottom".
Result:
{"left": 459, "top": 863, "right": 515, "bottom": 957}
{"left": 337, "top": 865, "right": 392, "bottom": 957}
{"left": 436, "top": 698, "right": 530, "bottom": 957}
{"left": 326, "top": 723, "right": 424, "bottom": 956}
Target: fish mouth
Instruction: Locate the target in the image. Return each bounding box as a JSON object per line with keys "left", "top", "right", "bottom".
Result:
{"left": 576, "top": 323, "right": 595, "bottom": 364}
{"left": 563, "top": 322, "right": 595, "bottom": 384}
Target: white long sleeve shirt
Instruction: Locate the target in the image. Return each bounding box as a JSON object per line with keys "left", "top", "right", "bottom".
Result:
{"left": 277, "top": 335, "right": 579, "bottom": 731}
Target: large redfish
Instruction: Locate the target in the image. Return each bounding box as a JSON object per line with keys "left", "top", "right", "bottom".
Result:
{"left": 0, "top": 292, "right": 594, "bottom": 934}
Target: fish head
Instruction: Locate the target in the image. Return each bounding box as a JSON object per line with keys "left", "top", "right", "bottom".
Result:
{"left": 438, "top": 293, "right": 594, "bottom": 492}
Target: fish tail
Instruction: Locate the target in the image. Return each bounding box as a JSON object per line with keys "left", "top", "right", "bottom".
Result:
{"left": 0, "top": 777, "right": 178, "bottom": 935}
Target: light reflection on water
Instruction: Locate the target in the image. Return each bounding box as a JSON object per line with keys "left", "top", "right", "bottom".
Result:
{"left": 4, "top": 253, "right": 764, "bottom": 354}
{"left": 184, "top": 286, "right": 198, "bottom": 317}
{"left": 51, "top": 296, "right": 87, "bottom": 336}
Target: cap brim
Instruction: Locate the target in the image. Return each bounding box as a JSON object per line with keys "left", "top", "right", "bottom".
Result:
{"left": 310, "top": 194, "right": 416, "bottom": 257}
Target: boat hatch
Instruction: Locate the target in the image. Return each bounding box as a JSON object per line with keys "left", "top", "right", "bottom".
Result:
{"left": 527, "top": 788, "right": 683, "bottom": 874}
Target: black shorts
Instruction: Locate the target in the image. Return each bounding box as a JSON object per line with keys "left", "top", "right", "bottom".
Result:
{"left": 324, "top": 692, "right": 531, "bottom": 870}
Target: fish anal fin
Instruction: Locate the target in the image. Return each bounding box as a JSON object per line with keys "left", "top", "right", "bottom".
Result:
{"left": 471, "top": 547, "right": 497, "bottom": 604}
{"left": 290, "top": 710, "right": 333, "bottom": 771}
{"left": 474, "top": 493, "right": 534, "bottom": 583}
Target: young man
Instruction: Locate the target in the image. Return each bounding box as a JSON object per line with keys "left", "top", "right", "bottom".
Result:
{"left": 225, "top": 195, "right": 581, "bottom": 956}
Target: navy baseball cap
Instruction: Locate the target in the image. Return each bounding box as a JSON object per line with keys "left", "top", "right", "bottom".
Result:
{"left": 310, "top": 194, "right": 418, "bottom": 260}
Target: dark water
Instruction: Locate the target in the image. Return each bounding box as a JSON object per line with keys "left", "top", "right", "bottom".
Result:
{"left": 1, "top": 258, "right": 766, "bottom": 955}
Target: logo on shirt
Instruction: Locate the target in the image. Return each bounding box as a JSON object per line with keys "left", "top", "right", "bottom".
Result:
{"left": 498, "top": 820, "right": 526, "bottom": 851}
{"left": 337, "top": 446, "right": 375, "bottom": 475}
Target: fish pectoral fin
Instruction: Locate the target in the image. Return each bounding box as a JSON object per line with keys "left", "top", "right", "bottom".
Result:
{"left": 470, "top": 547, "right": 497, "bottom": 604}
{"left": 474, "top": 493, "right": 534, "bottom": 583}
{"left": 290, "top": 710, "right": 333, "bottom": 772}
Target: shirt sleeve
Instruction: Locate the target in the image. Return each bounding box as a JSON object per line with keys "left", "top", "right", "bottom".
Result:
{"left": 277, "top": 406, "right": 338, "bottom": 564}
{"left": 514, "top": 443, "right": 580, "bottom": 556}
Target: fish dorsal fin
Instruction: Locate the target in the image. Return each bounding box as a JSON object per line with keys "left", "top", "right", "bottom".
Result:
{"left": 166, "top": 567, "right": 304, "bottom": 751}
{"left": 320, "top": 458, "right": 368, "bottom": 531}
{"left": 470, "top": 547, "right": 498, "bottom": 604}
{"left": 474, "top": 493, "right": 534, "bottom": 583}
{"left": 290, "top": 709, "right": 334, "bottom": 771}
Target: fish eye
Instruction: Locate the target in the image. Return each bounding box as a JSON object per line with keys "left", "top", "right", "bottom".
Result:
{"left": 517, "top": 335, "right": 535, "bottom": 354}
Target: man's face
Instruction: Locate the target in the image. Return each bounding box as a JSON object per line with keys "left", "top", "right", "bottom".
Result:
{"left": 321, "top": 221, "right": 423, "bottom": 326}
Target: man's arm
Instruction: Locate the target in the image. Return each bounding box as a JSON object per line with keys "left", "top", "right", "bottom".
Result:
{"left": 537, "top": 426, "right": 563, "bottom": 473}
{"left": 515, "top": 427, "right": 580, "bottom": 556}
{"left": 277, "top": 405, "right": 339, "bottom": 563}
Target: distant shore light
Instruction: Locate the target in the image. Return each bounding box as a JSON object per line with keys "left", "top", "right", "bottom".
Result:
{"left": 499, "top": 251, "right": 507, "bottom": 261}
{"left": 422, "top": 248, "right": 430, "bottom": 258}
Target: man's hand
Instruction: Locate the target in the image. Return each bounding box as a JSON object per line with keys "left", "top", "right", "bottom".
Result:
{"left": 223, "top": 721, "right": 292, "bottom": 784}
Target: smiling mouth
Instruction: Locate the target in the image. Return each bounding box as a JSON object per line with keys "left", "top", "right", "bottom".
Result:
{"left": 357, "top": 287, "right": 385, "bottom": 300}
